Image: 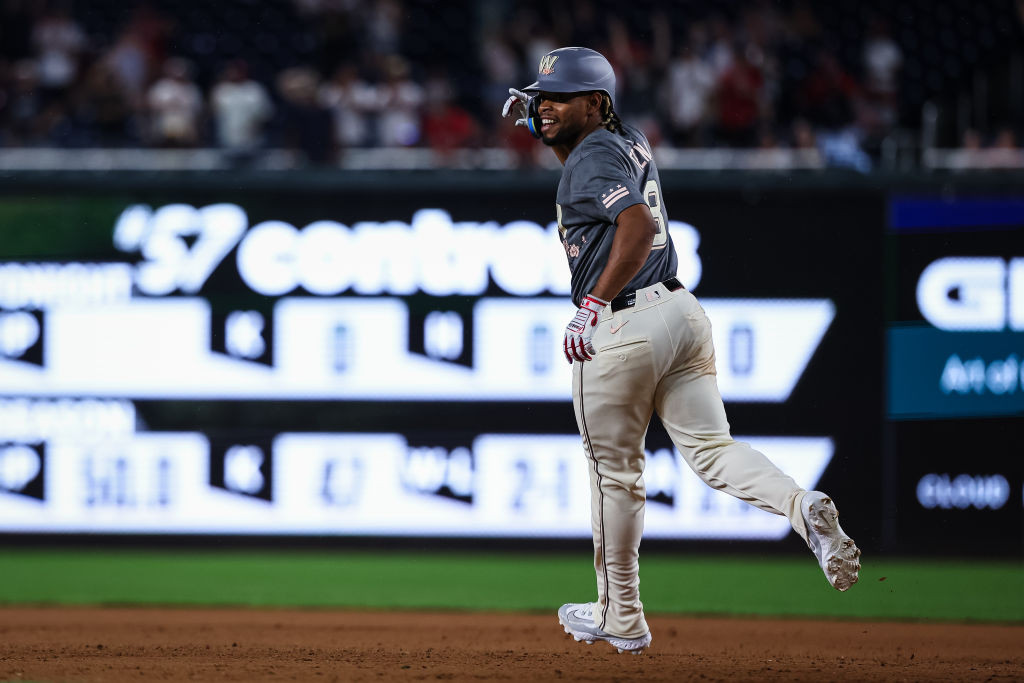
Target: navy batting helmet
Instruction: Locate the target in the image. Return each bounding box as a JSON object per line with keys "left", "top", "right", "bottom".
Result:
{"left": 522, "top": 47, "right": 616, "bottom": 106}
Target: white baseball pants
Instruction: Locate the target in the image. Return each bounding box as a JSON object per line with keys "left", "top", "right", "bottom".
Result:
{"left": 571, "top": 280, "right": 812, "bottom": 639}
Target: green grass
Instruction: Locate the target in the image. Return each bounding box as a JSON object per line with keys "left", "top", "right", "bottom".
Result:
{"left": 0, "top": 550, "right": 1020, "bottom": 623}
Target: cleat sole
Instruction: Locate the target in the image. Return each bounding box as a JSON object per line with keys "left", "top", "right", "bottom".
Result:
{"left": 803, "top": 492, "right": 861, "bottom": 592}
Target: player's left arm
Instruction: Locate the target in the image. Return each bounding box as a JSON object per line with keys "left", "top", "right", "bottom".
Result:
{"left": 589, "top": 203, "right": 656, "bottom": 302}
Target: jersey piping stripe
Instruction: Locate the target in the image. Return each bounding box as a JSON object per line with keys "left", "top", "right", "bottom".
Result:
{"left": 577, "top": 361, "right": 611, "bottom": 633}
{"left": 601, "top": 187, "right": 629, "bottom": 208}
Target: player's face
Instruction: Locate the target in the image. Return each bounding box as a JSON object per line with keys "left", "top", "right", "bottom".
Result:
{"left": 536, "top": 91, "right": 600, "bottom": 147}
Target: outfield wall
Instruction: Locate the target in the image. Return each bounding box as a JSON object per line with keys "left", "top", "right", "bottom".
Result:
{"left": 0, "top": 170, "right": 1020, "bottom": 555}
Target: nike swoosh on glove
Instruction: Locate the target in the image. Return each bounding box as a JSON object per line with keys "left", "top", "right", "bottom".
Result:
{"left": 564, "top": 294, "right": 608, "bottom": 363}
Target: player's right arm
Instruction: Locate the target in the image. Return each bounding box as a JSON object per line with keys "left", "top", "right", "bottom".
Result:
{"left": 561, "top": 202, "right": 656, "bottom": 363}
{"left": 589, "top": 204, "right": 656, "bottom": 302}
{"left": 568, "top": 151, "right": 653, "bottom": 302}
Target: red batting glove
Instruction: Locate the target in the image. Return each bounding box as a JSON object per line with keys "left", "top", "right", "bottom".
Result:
{"left": 564, "top": 294, "right": 608, "bottom": 363}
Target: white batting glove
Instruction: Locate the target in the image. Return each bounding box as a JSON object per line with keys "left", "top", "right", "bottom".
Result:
{"left": 502, "top": 88, "right": 532, "bottom": 128}
{"left": 564, "top": 294, "right": 608, "bottom": 363}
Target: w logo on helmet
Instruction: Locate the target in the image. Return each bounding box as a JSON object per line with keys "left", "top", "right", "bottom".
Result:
{"left": 539, "top": 55, "right": 559, "bottom": 75}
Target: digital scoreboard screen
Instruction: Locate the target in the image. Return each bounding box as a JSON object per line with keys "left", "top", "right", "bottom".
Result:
{"left": 0, "top": 183, "right": 879, "bottom": 540}
{"left": 886, "top": 197, "right": 1024, "bottom": 553}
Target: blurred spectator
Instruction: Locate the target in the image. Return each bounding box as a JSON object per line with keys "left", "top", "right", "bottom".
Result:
{"left": 319, "top": 64, "right": 379, "bottom": 147}
{"left": 664, "top": 41, "right": 715, "bottom": 147}
{"left": 104, "top": 30, "right": 151, "bottom": 107}
{"left": 2, "top": 59, "right": 47, "bottom": 144}
{"left": 991, "top": 127, "right": 1018, "bottom": 150}
{"left": 124, "top": 2, "right": 175, "bottom": 69}
{"left": 705, "top": 15, "right": 736, "bottom": 77}
{"left": 741, "top": 1, "right": 786, "bottom": 54}
{"left": 31, "top": 6, "right": 85, "bottom": 104}
{"left": 818, "top": 127, "right": 872, "bottom": 172}
{"left": 376, "top": 56, "right": 424, "bottom": 147}
{"left": 795, "top": 49, "right": 871, "bottom": 171}
{"left": 479, "top": 34, "right": 520, "bottom": 130}
{"left": 790, "top": 118, "right": 817, "bottom": 150}
{"left": 961, "top": 128, "right": 983, "bottom": 150}
{"left": 756, "top": 123, "right": 779, "bottom": 150}
{"left": 509, "top": 8, "right": 557, "bottom": 82}
{"left": 73, "top": 60, "right": 137, "bottom": 146}
{"left": 712, "top": 43, "right": 765, "bottom": 147}
{"left": 210, "top": 60, "right": 273, "bottom": 154}
{"left": 276, "top": 66, "right": 334, "bottom": 163}
{"left": 607, "top": 12, "right": 669, "bottom": 133}
{"left": 366, "top": 0, "right": 404, "bottom": 54}
{"left": 501, "top": 123, "right": 541, "bottom": 168}
{"left": 861, "top": 17, "right": 902, "bottom": 133}
{"left": 146, "top": 58, "right": 203, "bottom": 147}
{"left": 422, "top": 75, "right": 480, "bottom": 155}
{"left": 982, "top": 126, "right": 1020, "bottom": 168}
{"left": 104, "top": 3, "right": 175, "bottom": 107}
{"left": 796, "top": 49, "right": 861, "bottom": 131}
{"left": 954, "top": 126, "right": 1022, "bottom": 169}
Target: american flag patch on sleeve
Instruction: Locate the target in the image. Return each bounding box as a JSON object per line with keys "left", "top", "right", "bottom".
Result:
{"left": 600, "top": 183, "right": 629, "bottom": 208}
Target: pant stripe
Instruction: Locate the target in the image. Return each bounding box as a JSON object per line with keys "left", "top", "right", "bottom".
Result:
{"left": 577, "top": 360, "right": 610, "bottom": 632}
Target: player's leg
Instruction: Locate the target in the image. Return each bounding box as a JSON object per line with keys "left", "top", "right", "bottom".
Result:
{"left": 570, "top": 320, "right": 656, "bottom": 642}
{"left": 652, "top": 291, "right": 808, "bottom": 535}
{"left": 653, "top": 291, "right": 860, "bottom": 589}
{"left": 658, "top": 372, "right": 809, "bottom": 536}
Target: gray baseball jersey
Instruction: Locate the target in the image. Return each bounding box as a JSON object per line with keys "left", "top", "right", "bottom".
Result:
{"left": 556, "top": 123, "right": 677, "bottom": 306}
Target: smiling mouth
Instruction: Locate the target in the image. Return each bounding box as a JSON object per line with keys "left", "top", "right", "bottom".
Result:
{"left": 541, "top": 118, "right": 556, "bottom": 133}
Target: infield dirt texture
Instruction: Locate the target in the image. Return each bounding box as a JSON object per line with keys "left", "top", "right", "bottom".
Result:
{"left": 2, "top": 606, "right": 1023, "bottom": 682}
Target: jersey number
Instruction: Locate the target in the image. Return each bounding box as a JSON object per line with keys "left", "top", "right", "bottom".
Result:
{"left": 644, "top": 180, "right": 668, "bottom": 250}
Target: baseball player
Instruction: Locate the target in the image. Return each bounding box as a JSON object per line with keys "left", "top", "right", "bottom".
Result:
{"left": 502, "top": 47, "right": 861, "bottom": 655}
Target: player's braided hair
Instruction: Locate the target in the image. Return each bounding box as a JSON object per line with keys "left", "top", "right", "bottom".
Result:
{"left": 600, "top": 94, "right": 624, "bottom": 136}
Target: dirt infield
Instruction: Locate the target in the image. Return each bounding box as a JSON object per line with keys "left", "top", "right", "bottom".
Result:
{"left": 1, "top": 607, "right": 1021, "bottom": 682}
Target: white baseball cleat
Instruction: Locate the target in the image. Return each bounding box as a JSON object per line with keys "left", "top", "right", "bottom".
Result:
{"left": 557, "top": 602, "right": 652, "bottom": 655}
{"left": 802, "top": 491, "right": 861, "bottom": 592}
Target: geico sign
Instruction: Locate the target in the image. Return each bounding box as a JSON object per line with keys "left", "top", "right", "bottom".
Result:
{"left": 114, "top": 204, "right": 701, "bottom": 298}
{"left": 917, "top": 257, "right": 1024, "bottom": 330}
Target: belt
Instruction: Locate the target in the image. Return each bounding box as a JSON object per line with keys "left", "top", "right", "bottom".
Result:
{"left": 610, "top": 277, "right": 684, "bottom": 313}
